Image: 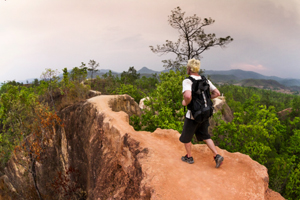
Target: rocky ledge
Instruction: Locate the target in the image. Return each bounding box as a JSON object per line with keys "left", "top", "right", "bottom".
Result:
{"left": 0, "top": 95, "right": 284, "bottom": 200}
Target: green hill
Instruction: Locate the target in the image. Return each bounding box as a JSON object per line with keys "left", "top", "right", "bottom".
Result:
{"left": 236, "top": 79, "right": 289, "bottom": 91}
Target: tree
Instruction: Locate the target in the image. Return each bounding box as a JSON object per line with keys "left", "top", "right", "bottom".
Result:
{"left": 120, "top": 66, "right": 140, "bottom": 84}
{"left": 212, "top": 95, "right": 284, "bottom": 165}
{"left": 150, "top": 7, "right": 233, "bottom": 70}
{"left": 70, "top": 62, "right": 87, "bottom": 83}
{"left": 115, "top": 84, "right": 145, "bottom": 103}
{"left": 87, "top": 59, "right": 100, "bottom": 81}
{"left": 40, "top": 68, "right": 59, "bottom": 111}
{"left": 130, "top": 68, "right": 186, "bottom": 132}
{"left": 62, "top": 68, "right": 69, "bottom": 88}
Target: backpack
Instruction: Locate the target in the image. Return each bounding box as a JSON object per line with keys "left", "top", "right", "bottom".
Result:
{"left": 186, "top": 76, "right": 214, "bottom": 123}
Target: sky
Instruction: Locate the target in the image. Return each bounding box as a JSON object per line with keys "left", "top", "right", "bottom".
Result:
{"left": 1, "top": 0, "right": 300, "bottom": 83}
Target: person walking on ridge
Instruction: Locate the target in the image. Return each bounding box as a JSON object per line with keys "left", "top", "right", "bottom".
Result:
{"left": 180, "top": 58, "right": 224, "bottom": 168}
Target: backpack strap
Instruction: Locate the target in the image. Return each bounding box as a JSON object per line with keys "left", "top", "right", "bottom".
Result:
{"left": 200, "top": 75, "right": 206, "bottom": 81}
{"left": 185, "top": 76, "right": 196, "bottom": 118}
{"left": 200, "top": 75, "right": 212, "bottom": 99}
{"left": 187, "top": 76, "right": 196, "bottom": 83}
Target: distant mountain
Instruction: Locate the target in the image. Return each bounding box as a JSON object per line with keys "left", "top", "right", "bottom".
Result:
{"left": 137, "top": 67, "right": 160, "bottom": 74}
{"left": 238, "top": 79, "right": 288, "bottom": 89}
{"left": 98, "top": 69, "right": 119, "bottom": 74}
{"left": 205, "top": 69, "right": 271, "bottom": 80}
{"left": 207, "top": 74, "right": 240, "bottom": 83}
{"left": 15, "top": 68, "right": 300, "bottom": 90}
{"left": 279, "top": 79, "right": 300, "bottom": 87}
{"left": 204, "top": 69, "right": 300, "bottom": 87}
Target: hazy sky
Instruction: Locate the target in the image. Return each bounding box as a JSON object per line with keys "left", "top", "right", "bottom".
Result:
{"left": 1, "top": 0, "right": 300, "bottom": 83}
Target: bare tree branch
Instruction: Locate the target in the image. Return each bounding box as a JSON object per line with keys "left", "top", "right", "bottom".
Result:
{"left": 150, "top": 6, "right": 233, "bottom": 70}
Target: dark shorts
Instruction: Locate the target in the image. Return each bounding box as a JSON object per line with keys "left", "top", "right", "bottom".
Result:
{"left": 179, "top": 117, "right": 211, "bottom": 143}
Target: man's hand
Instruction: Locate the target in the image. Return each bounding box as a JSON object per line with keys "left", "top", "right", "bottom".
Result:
{"left": 211, "top": 88, "right": 220, "bottom": 99}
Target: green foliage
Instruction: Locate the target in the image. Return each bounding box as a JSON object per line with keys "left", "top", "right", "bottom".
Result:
{"left": 212, "top": 85, "right": 300, "bottom": 199}
{"left": 135, "top": 74, "right": 159, "bottom": 94}
{"left": 115, "top": 84, "right": 145, "bottom": 103}
{"left": 213, "top": 95, "right": 283, "bottom": 165}
{"left": 219, "top": 84, "right": 294, "bottom": 113}
{"left": 286, "top": 128, "right": 300, "bottom": 163}
{"left": 91, "top": 67, "right": 159, "bottom": 104}
{"left": 0, "top": 85, "right": 38, "bottom": 167}
{"left": 92, "top": 71, "right": 121, "bottom": 95}
{"left": 62, "top": 67, "right": 69, "bottom": 87}
{"left": 285, "top": 162, "right": 300, "bottom": 199}
{"left": 0, "top": 80, "right": 24, "bottom": 94}
{"left": 268, "top": 155, "right": 297, "bottom": 195}
{"left": 291, "top": 96, "right": 300, "bottom": 117}
{"left": 70, "top": 62, "right": 87, "bottom": 83}
{"left": 87, "top": 59, "right": 99, "bottom": 81}
{"left": 131, "top": 69, "right": 186, "bottom": 132}
{"left": 120, "top": 66, "right": 140, "bottom": 84}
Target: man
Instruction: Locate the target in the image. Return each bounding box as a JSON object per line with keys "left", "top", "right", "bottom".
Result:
{"left": 180, "top": 58, "right": 224, "bottom": 168}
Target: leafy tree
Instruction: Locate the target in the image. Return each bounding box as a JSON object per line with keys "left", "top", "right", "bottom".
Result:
{"left": 286, "top": 128, "right": 300, "bottom": 163}
{"left": 212, "top": 95, "right": 284, "bottom": 165}
{"left": 268, "top": 155, "right": 297, "bottom": 195}
{"left": 285, "top": 162, "right": 300, "bottom": 199}
{"left": 131, "top": 68, "right": 186, "bottom": 132}
{"left": 115, "top": 84, "right": 145, "bottom": 103}
{"left": 120, "top": 66, "right": 140, "bottom": 85}
{"left": 0, "top": 80, "right": 23, "bottom": 94}
{"left": 55, "top": 66, "right": 91, "bottom": 111}
{"left": 87, "top": 59, "right": 100, "bottom": 81}
{"left": 40, "top": 68, "right": 59, "bottom": 111}
{"left": 135, "top": 74, "right": 159, "bottom": 94}
{"left": 70, "top": 62, "right": 87, "bottom": 83}
{"left": 0, "top": 85, "right": 37, "bottom": 166}
{"left": 218, "top": 84, "right": 294, "bottom": 113}
{"left": 92, "top": 70, "right": 120, "bottom": 95}
{"left": 62, "top": 68, "right": 69, "bottom": 88}
{"left": 33, "top": 78, "right": 40, "bottom": 87}
{"left": 150, "top": 7, "right": 233, "bottom": 70}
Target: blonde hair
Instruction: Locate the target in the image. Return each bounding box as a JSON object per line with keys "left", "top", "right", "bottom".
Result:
{"left": 187, "top": 58, "right": 200, "bottom": 73}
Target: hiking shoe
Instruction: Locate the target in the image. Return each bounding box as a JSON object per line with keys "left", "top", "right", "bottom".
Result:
{"left": 181, "top": 155, "right": 194, "bottom": 164}
{"left": 214, "top": 154, "right": 224, "bottom": 168}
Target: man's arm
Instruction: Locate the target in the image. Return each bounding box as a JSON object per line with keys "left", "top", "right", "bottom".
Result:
{"left": 182, "top": 90, "right": 192, "bottom": 106}
{"left": 211, "top": 88, "right": 220, "bottom": 99}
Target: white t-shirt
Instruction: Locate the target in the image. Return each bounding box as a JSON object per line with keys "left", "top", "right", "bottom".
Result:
{"left": 182, "top": 75, "right": 216, "bottom": 119}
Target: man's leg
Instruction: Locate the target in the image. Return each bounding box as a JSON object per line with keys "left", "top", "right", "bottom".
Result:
{"left": 203, "top": 139, "right": 218, "bottom": 157}
{"left": 180, "top": 118, "right": 196, "bottom": 164}
{"left": 181, "top": 142, "right": 194, "bottom": 164}
{"left": 204, "top": 139, "right": 224, "bottom": 168}
{"left": 184, "top": 142, "right": 192, "bottom": 157}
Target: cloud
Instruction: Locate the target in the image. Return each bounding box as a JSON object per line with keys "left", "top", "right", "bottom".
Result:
{"left": 230, "top": 63, "right": 268, "bottom": 72}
